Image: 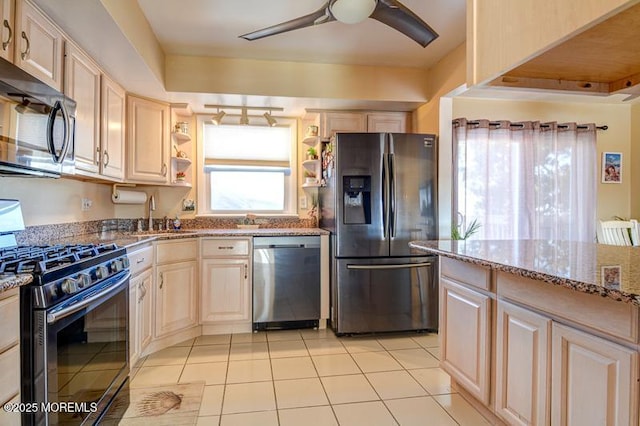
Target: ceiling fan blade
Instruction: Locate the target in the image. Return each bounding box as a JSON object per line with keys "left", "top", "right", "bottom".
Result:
{"left": 240, "top": 4, "right": 335, "bottom": 41}
{"left": 370, "top": 0, "right": 439, "bottom": 47}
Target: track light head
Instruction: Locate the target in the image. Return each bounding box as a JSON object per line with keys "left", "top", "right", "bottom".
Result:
{"left": 211, "top": 110, "right": 226, "bottom": 125}
{"left": 240, "top": 108, "right": 249, "bottom": 125}
{"left": 263, "top": 112, "right": 277, "bottom": 127}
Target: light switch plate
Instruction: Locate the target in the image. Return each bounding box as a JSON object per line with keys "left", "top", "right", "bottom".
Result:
{"left": 299, "top": 196, "right": 308, "bottom": 209}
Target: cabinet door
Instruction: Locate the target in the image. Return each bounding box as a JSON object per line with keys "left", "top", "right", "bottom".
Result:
{"left": 129, "top": 274, "right": 139, "bottom": 366}
{"left": 127, "top": 95, "right": 170, "bottom": 183}
{"left": 201, "top": 258, "right": 250, "bottom": 323}
{"left": 551, "top": 323, "right": 638, "bottom": 426}
{"left": 0, "top": 0, "right": 14, "bottom": 62}
{"left": 100, "top": 74, "right": 126, "bottom": 180}
{"left": 14, "top": 0, "right": 63, "bottom": 90}
{"left": 495, "top": 300, "right": 551, "bottom": 426}
{"left": 155, "top": 261, "right": 197, "bottom": 337}
{"left": 440, "top": 278, "right": 491, "bottom": 404}
{"left": 321, "top": 112, "right": 366, "bottom": 138}
{"left": 137, "top": 268, "right": 153, "bottom": 356}
{"left": 367, "top": 112, "right": 410, "bottom": 133}
{"left": 64, "top": 42, "right": 101, "bottom": 175}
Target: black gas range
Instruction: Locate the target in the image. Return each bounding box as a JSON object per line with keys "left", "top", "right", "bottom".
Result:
{"left": 0, "top": 201, "right": 131, "bottom": 425}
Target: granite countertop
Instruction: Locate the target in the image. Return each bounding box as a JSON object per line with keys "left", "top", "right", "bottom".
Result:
{"left": 409, "top": 240, "right": 640, "bottom": 307}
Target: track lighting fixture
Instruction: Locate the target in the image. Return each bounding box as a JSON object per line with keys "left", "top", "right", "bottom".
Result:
{"left": 204, "top": 104, "right": 284, "bottom": 126}
{"left": 263, "top": 112, "right": 277, "bottom": 127}
{"left": 211, "top": 110, "right": 226, "bottom": 125}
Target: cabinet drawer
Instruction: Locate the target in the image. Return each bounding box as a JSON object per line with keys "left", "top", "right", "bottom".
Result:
{"left": 441, "top": 257, "right": 491, "bottom": 291}
{"left": 128, "top": 245, "right": 153, "bottom": 276}
{"left": 0, "top": 345, "right": 20, "bottom": 406}
{"left": 201, "top": 239, "right": 250, "bottom": 257}
{"left": 156, "top": 240, "right": 198, "bottom": 264}
{"left": 0, "top": 293, "right": 19, "bottom": 353}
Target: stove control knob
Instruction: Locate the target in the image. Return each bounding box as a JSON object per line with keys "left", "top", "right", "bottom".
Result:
{"left": 121, "top": 257, "right": 130, "bottom": 269}
{"left": 61, "top": 278, "right": 78, "bottom": 294}
{"left": 95, "top": 265, "right": 109, "bottom": 280}
{"left": 77, "top": 273, "right": 91, "bottom": 289}
{"left": 111, "top": 259, "right": 123, "bottom": 272}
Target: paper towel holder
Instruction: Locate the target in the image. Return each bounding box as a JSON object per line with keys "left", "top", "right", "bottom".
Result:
{"left": 112, "top": 183, "right": 136, "bottom": 198}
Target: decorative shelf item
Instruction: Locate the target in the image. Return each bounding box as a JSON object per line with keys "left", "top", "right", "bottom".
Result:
{"left": 172, "top": 131, "right": 191, "bottom": 143}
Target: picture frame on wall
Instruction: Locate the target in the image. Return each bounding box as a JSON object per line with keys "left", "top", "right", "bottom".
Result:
{"left": 602, "top": 152, "right": 622, "bottom": 183}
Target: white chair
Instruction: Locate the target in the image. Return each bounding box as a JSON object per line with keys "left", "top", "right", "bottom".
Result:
{"left": 596, "top": 219, "right": 639, "bottom": 246}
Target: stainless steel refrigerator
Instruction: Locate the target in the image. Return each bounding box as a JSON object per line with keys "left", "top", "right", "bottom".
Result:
{"left": 319, "top": 133, "right": 438, "bottom": 335}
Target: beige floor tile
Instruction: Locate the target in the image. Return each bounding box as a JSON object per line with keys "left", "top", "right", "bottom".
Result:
{"left": 411, "top": 333, "right": 440, "bottom": 348}
{"left": 271, "top": 356, "right": 317, "bottom": 380}
{"left": 409, "top": 368, "right": 454, "bottom": 395}
{"left": 268, "top": 340, "right": 309, "bottom": 358}
{"left": 129, "top": 365, "right": 183, "bottom": 388}
{"left": 266, "top": 330, "right": 303, "bottom": 342}
{"left": 278, "top": 405, "right": 338, "bottom": 426}
{"left": 389, "top": 348, "right": 439, "bottom": 369}
{"left": 195, "top": 334, "right": 232, "bottom": 346}
{"left": 300, "top": 328, "right": 338, "bottom": 340}
{"left": 59, "top": 370, "right": 121, "bottom": 396}
{"left": 428, "top": 346, "right": 441, "bottom": 360}
{"left": 366, "top": 370, "right": 428, "bottom": 400}
{"left": 333, "top": 401, "right": 398, "bottom": 426}
{"left": 199, "top": 385, "right": 225, "bottom": 416}
{"left": 180, "top": 362, "right": 228, "bottom": 385}
{"left": 274, "top": 377, "right": 329, "bottom": 409}
{"left": 433, "top": 393, "right": 493, "bottom": 426}
{"left": 320, "top": 374, "right": 379, "bottom": 404}
{"left": 351, "top": 351, "right": 403, "bottom": 373}
{"left": 229, "top": 342, "right": 269, "bottom": 361}
{"left": 196, "top": 415, "right": 220, "bottom": 426}
{"left": 376, "top": 336, "right": 421, "bottom": 351}
{"left": 188, "top": 344, "right": 230, "bottom": 364}
{"left": 81, "top": 350, "right": 127, "bottom": 371}
{"left": 231, "top": 332, "right": 267, "bottom": 344}
{"left": 220, "top": 410, "right": 278, "bottom": 426}
{"left": 222, "top": 381, "right": 276, "bottom": 414}
{"left": 143, "top": 346, "right": 191, "bottom": 367}
{"left": 341, "top": 338, "right": 385, "bottom": 354}
{"left": 116, "top": 412, "right": 197, "bottom": 425}
{"left": 173, "top": 338, "right": 196, "bottom": 347}
{"left": 312, "top": 353, "right": 361, "bottom": 376}
{"left": 226, "top": 359, "right": 272, "bottom": 384}
{"left": 304, "top": 339, "right": 347, "bottom": 356}
{"left": 386, "top": 396, "right": 457, "bottom": 426}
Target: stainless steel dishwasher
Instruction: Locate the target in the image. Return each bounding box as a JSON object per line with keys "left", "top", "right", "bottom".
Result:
{"left": 253, "top": 236, "right": 321, "bottom": 330}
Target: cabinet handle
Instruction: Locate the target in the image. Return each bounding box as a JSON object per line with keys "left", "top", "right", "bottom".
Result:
{"left": 159, "top": 272, "right": 163, "bottom": 289}
{"left": 136, "top": 257, "right": 145, "bottom": 264}
{"left": 95, "top": 147, "right": 101, "bottom": 165}
{"left": 20, "top": 31, "right": 29, "bottom": 60}
{"left": 244, "top": 264, "right": 248, "bottom": 279}
{"left": 162, "top": 163, "right": 167, "bottom": 176}
{"left": 103, "top": 150, "right": 110, "bottom": 167}
{"left": 2, "top": 20, "right": 12, "bottom": 51}
{"left": 218, "top": 246, "right": 234, "bottom": 250}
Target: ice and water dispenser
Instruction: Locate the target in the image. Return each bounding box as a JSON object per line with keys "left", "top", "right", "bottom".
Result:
{"left": 343, "top": 176, "right": 371, "bottom": 224}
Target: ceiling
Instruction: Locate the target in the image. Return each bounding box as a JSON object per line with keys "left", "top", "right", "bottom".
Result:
{"left": 136, "top": 0, "right": 466, "bottom": 70}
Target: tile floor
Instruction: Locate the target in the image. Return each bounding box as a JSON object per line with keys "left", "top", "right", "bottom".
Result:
{"left": 128, "top": 329, "right": 492, "bottom": 426}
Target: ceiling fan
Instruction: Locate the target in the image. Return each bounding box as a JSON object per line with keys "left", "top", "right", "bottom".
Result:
{"left": 239, "top": 0, "right": 439, "bottom": 48}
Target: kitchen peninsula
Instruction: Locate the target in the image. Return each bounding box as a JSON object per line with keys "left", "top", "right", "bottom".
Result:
{"left": 410, "top": 239, "right": 640, "bottom": 426}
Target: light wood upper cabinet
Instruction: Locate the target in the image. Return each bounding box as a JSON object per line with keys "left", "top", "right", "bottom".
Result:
{"left": 551, "top": 322, "right": 638, "bottom": 426}
{"left": 0, "top": 0, "right": 14, "bottom": 62}
{"left": 14, "top": 0, "right": 64, "bottom": 91}
{"left": 126, "top": 95, "right": 170, "bottom": 184}
{"left": 320, "top": 111, "right": 411, "bottom": 139}
{"left": 100, "top": 74, "right": 126, "bottom": 180}
{"left": 495, "top": 300, "right": 551, "bottom": 426}
{"left": 367, "top": 112, "right": 410, "bottom": 133}
{"left": 64, "top": 41, "right": 101, "bottom": 175}
{"left": 321, "top": 112, "right": 366, "bottom": 138}
{"left": 440, "top": 277, "right": 491, "bottom": 405}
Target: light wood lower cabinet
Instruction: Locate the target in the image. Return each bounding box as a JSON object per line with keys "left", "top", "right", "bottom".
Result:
{"left": 201, "top": 258, "right": 250, "bottom": 323}
{"left": 0, "top": 289, "right": 20, "bottom": 425}
{"left": 155, "top": 260, "right": 198, "bottom": 337}
{"left": 551, "top": 323, "right": 638, "bottom": 426}
{"left": 495, "top": 300, "right": 551, "bottom": 426}
{"left": 440, "top": 277, "right": 491, "bottom": 404}
{"left": 129, "top": 268, "right": 152, "bottom": 366}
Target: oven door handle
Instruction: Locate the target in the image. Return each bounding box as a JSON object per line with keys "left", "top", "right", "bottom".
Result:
{"left": 46, "top": 272, "right": 130, "bottom": 324}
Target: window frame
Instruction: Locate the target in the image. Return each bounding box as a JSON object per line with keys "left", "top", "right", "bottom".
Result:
{"left": 195, "top": 115, "right": 298, "bottom": 216}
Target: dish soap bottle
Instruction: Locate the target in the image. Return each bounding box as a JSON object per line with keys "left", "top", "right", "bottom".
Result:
{"left": 172, "top": 216, "right": 181, "bottom": 230}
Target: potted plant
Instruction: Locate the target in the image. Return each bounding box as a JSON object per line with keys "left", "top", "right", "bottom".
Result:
{"left": 306, "top": 147, "right": 318, "bottom": 160}
{"left": 176, "top": 171, "right": 186, "bottom": 181}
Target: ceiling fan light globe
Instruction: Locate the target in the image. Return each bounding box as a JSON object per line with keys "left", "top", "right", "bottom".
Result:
{"left": 330, "top": 0, "right": 377, "bottom": 24}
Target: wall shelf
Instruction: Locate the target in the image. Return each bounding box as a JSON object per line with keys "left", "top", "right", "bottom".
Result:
{"left": 172, "top": 131, "right": 191, "bottom": 143}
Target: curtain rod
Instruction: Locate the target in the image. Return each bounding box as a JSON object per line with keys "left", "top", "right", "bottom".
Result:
{"left": 453, "top": 120, "right": 608, "bottom": 131}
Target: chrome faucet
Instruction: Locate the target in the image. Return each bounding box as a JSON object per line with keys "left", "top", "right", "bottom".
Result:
{"left": 148, "top": 195, "right": 156, "bottom": 230}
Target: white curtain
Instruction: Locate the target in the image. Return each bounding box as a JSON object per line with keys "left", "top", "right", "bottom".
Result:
{"left": 453, "top": 119, "right": 597, "bottom": 242}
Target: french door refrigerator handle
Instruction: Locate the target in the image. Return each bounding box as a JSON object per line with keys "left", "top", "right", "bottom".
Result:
{"left": 389, "top": 152, "right": 396, "bottom": 238}
{"left": 382, "top": 152, "right": 389, "bottom": 239}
